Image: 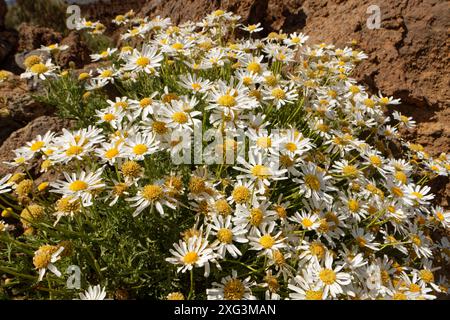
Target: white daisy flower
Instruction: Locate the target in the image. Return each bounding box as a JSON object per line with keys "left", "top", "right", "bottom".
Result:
{"left": 207, "top": 270, "right": 256, "bottom": 300}
{"left": 166, "top": 235, "right": 214, "bottom": 277}
{"left": 126, "top": 180, "right": 176, "bottom": 216}
{"left": 50, "top": 169, "right": 105, "bottom": 207}
{"left": 208, "top": 215, "right": 248, "bottom": 258}
{"left": 311, "top": 252, "right": 351, "bottom": 299}
{"left": 79, "top": 285, "right": 108, "bottom": 300}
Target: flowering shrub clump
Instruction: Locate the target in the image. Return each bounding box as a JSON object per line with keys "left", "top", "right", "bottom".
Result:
{"left": 0, "top": 10, "right": 449, "bottom": 300}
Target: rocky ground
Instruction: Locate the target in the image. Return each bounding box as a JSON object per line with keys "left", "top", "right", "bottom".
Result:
{"left": 0, "top": 0, "right": 448, "bottom": 206}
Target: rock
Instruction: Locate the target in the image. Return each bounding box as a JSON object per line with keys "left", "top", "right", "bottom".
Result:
{"left": 17, "top": 23, "right": 62, "bottom": 52}
{"left": 0, "top": 0, "right": 6, "bottom": 28}
{"left": 0, "top": 29, "right": 18, "bottom": 64}
{"left": 56, "top": 31, "right": 92, "bottom": 69}
{"left": 0, "top": 75, "right": 54, "bottom": 144}
{"left": 0, "top": 116, "right": 76, "bottom": 177}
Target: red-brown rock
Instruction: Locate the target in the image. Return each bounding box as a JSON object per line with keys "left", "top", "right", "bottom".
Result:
{"left": 17, "top": 23, "right": 62, "bottom": 52}
{"left": 56, "top": 31, "right": 92, "bottom": 69}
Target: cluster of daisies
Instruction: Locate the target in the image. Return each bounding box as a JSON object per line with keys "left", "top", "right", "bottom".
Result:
{"left": 1, "top": 10, "right": 449, "bottom": 300}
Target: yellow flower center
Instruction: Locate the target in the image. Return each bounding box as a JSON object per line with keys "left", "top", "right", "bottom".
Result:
{"left": 419, "top": 270, "right": 434, "bottom": 283}
{"left": 302, "top": 218, "right": 314, "bottom": 228}
{"left": 349, "top": 85, "right": 360, "bottom": 94}
{"left": 30, "top": 63, "right": 48, "bottom": 74}
{"left": 256, "top": 137, "right": 272, "bottom": 148}
{"left": 121, "top": 161, "right": 142, "bottom": 178}
{"left": 69, "top": 180, "right": 88, "bottom": 192}
{"left": 171, "top": 42, "right": 184, "bottom": 50}
{"left": 114, "top": 101, "right": 128, "bottom": 109}
{"left": 409, "top": 283, "right": 421, "bottom": 293}
{"left": 66, "top": 145, "right": 83, "bottom": 156}
{"left": 189, "top": 177, "right": 206, "bottom": 194}
{"left": 436, "top": 211, "right": 444, "bottom": 221}
{"left": 213, "top": 9, "right": 225, "bottom": 16}
{"left": 304, "top": 174, "right": 320, "bottom": 191}
{"left": 251, "top": 165, "right": 270, "bottom": 179}
{"left": 265, "top": 75, "right": 278, "bottom": 86}
{"left": 393, "top": 292, "right": 407, "bottom": 300}
{"left": 310, "top": 242, "right": 325, "bottom": 258}
{"left": 232, "top": 186, "right": 250, "bottom": 204}
{"left": 56, "top": 196, "right": 80, "bottom": 213}
{"left": 342, "top": 165, "right": 358, "bottom": 176}
{"left": 103, "top": 113, "right": 116, "bottom": 121}
{"left": 348, "top": 199, "right": 360, "bottom": 212}
{"left": 250, "top": 208, "right": 263, "bottom": 226}
{"left": 319, "top": 269, "right": 336, "bottom": 285}
{"left": 273, "top": 250, "right": 285, "bottom": 265}
{"left": 242, "top": 76, "right": 253, "bottom": 85}
{"left": 274, "top": 205, "right": 287, "bottom": 219}
{"left": 215, "top": 199, "right": 232, "bottom": 216}
{"left": 139, "top": 98, "right": 153, "bottom": 108}
{"left": 152, "top": 121, "right": 168, "bottom": 134}
{"left": 223, "top": 279, "right": 245, "bottom": 300}
{"left": 133, "top": 144, "right": 148, "bottom": 155}
{"left": 280, "top": 154, "right": 294, "bottom": 168}
{"left": 183, "top": 251, "right": 198, "bottom": 265}
{"left": 391, "top": 186, "right": 404, "bottom": 197}
{"left": 136, "top": 57, "right": 150, "bottom": 67}
{"left": 394, "top": 171, "right": 407, "bottom": 184}
{"left": 356, "top": 236, "right": 366, "bottom": 247}
{"left": 369, "top": 155, "right": 382, "bottom": 167}
{"left": 259, "top": 234, "right": 275, "bottom": 249}
{"left": 172, "top": 111, "right": 188, "bottom": 124}
{"left": 101, "top": 70, "right": 113, "bottom": 78}
{"left": 218, "top": 94, "right": 237, "bottom": 107}
{"left": 411, "top": 234, "right": 421, "bottom": 246}
{"left": 285, "top": 142, "right": 297, "bottom": 152}
{"left": 271, "top": 88, "right": 286, "bottom": 99}
{"left": 24, "top": 55, "right": 42, "bottom": 68}
{"left": 217, "top": 228, "right": 233, "bottom": 244}
{"left": 105, "top": 148, "right": 119, "bottom": 159}
{"left": 33, "top": 245, "right": 58, "bottom": 269}
{"left": 167, "top": 292, "right": 185, "bottom": 300}
{"left": 247, "top": 62, "right": 261, "bottom": 74}
{"left": 275, "top": 52, "right": 286, "bottom": 61}
{"left": 305, "top": 290, "right": 323, "bottom": 300}
{"left": 191, "top": 83, "right": 202, "bottom": 91}
{"left": 30, "top": 141, "right": 45, "bottom": 151}
{"left": 364, "top": 98, "right": 375, "bottom": 108}
{"left": 411, "top": 191, "right": 423, "bottom": 199}
{"left": 15, "top": 179, "right": 33, "bottom": 196}
{"left": 142, "top": 184, "right": 163, "bottom": 202}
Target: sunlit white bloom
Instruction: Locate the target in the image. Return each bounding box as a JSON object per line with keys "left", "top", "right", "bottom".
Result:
{"left": 33, "top": 245, "right": 65, "bottom": 282}
{"left": 126, "top": 180, "right": 176, "bottom": 216}
{"left": 404, "top": 184, "right": 434, "bottom": 207}
{"left": 79, "top": 285, "right": 108, "bottom": 300}
{"left": 123, "top": 45, "right": 163, "bottom": 74}
{"left": 90, "top": 48, "right": 118, "bottom": 62}
{"left": 21, "top": 59, "right": 57, "bottom": 81}
{"left": 208, "top": 215, "right": 248, "bottom": 258}
{"left": 311, "top": 252, "right": 351, "bottom": 298}
{"left": 50, "top": 169, "right": 105, "bottom": 207}
{"left": 123, "top": 132, "right": 159, "bottom": 161}
{"left": 166, "top": 235, "right": 214, "bottom": 277}
{"left": 207, "top": 269, "right": 256, "bottom": 300}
